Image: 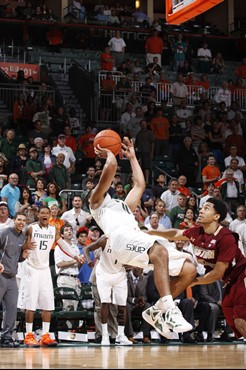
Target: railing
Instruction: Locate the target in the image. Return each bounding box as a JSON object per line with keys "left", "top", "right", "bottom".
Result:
{"left": 59, "top": 189, "right": 84, "bottom": 209}
{"left": 97, "top": 71, "right": 246, "bottom": 124}
{"left": 0, "top": 84, "right": 55, "bottom": 112}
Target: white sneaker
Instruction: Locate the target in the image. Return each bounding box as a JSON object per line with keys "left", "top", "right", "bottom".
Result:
{"left": 142, "top": 306, "right": 172, "bottom": 339}
{"left": 165, "top": 307, "right": 193, "bottom": 333}
{"left": 101, "top": 333, "right": 110, "bottom": 346}
{"left": 115, "top": 334, "right": 133, "bottom": 346}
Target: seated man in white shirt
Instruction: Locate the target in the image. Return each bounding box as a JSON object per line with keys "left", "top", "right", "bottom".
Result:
{"left": 54, "top": 224, "right": 86, "bottom": 311}
{"left": 224, "top": 145, "right": 246, "bottom": 171}
{"left": 229, "top": 205, "right": 246, "bottom": 233}
{"left": 160, "top": 178, "right": 180, "bottom": 213}
{"left": 222, "top": 158, "right": 244, "bottom": 193}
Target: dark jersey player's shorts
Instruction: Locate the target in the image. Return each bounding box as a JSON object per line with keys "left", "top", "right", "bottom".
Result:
{"left": 222, "top": 269, "right": 246, "bottom": 338}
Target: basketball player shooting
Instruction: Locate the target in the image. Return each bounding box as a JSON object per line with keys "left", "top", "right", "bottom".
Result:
{"left": 18, "top": 206, "right": 85, "bottom": 347}
{"left": 89, "top": 137, "right": 195, "bottom": 339}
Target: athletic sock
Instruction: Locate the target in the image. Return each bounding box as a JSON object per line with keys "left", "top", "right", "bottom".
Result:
{"left": 26, "top": 323, "right": 33, "bottom": 334}
{"left": 42, "top": 322, "right": 50, "bottom": 335}
{"left": 154, "top": 295, "right": 175, "bottom": 312}
{"left": 117, "top": 326, "right": 125, "bottom": 336}
{"left": 101, "top": 323, "right": 108, "bottom": 335}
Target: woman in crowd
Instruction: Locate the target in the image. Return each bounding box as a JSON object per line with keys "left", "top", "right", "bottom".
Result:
{"left": 38, "top": 142, "right": 56, "bottom": 182}
{"left": 18, "top": 186, "right": 34, "bottom": 213}
{"left": 186, "top": 194, "right": 199, "bottom": 219}
{"left": 43, "top": 181, "right": 66, "bottom": 216}
{"left": 32, "top": 178, "right": 47, "bottom": 209}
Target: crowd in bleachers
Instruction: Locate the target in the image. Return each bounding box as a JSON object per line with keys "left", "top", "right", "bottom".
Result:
{"left": 0, "top": 1, "right": 245, "bottom": 346}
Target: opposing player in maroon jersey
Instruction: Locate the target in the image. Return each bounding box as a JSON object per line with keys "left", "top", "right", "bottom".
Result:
{"left": 147, "top": 197, "right": 246, "bottom": 339}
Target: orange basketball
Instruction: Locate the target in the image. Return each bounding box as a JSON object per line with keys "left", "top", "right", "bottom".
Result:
{"left": 93, "top": 129, "right": 122, "bottom": 156}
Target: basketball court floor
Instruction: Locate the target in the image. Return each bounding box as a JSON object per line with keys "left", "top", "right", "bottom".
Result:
{"left": 0, "top": 341, "right": 245, "bottom": 369}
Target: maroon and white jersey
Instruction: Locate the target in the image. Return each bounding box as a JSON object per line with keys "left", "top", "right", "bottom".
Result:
{"left": 183, "top": 225, "right": 246, "bottom": 283}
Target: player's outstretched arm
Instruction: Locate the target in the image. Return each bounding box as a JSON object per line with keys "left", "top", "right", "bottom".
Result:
{"left": 90, "top": 145, "right": 118, "bottom": 210}
{"left": 123, "top": 137, "right": 145, "bottom": 211}
{"left": 190, "top": 261, "right": 228, "bottom": 287}
{"left": 84, "top": 235, "right": 107, "bottom": 265}
{"left": 146, "top": 228, "right": 188, "bottom": 241}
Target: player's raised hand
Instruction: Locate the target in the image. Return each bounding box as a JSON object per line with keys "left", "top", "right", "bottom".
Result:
{"left": 94, "top": 144, "right": 113, "bottom": 158}
{"left": 122, "top": 137, "right": 136, "bottom": 159}
{"left": 0, "top": 263, "right": 4, "bottom": 274}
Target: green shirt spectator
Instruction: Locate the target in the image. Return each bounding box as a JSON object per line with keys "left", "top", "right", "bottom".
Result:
{"left": 26, "top": 146, "right": 45, "bottom": 188}
{"left": 0, "top": 129, "right": 17, "bottom": 161}
{"left": 49, "top": 153, "right": 68, "bottom": 190}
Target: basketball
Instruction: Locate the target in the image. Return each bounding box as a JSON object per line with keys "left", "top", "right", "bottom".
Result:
{"left": 93, "top": 129, "right": 122, "bottom": 156}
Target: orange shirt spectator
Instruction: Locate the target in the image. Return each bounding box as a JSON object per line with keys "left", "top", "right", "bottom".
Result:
{"left": 202, "top": 159, "right": 221, "bottom": 190}
{"left": 78, "top": 126, "right": 96, "bottom": 159}
{"left": 64, "top": 126, "right": 77, "bottom": 153}
{"left": 145, "top": 34, "right": 164, "bottom": 54}
{"left": 178, "top": 185, "right": 190, "bottom": 197}
{"left": 100, "top": 46, "right": 114, "bottom": 71}
{"left": 49, "top": 216, "right": 65, "bottom": 250}
{"left": 235, "top": 59, "right": 246, "bottom": 79}
{"left": 47, "top": 28, "right": 63, "bottom": 46}
{"left": 150, "top": 114, "right": 170, "bottom": 140}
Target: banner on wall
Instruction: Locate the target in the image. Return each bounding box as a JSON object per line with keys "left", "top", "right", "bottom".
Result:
{"left": 0, "top": 62, "right": 40, "bottom": 81}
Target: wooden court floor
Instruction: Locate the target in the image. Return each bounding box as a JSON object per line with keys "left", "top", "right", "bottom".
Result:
{"left": 0, "top": 343, "right": 245, "bottom": 369}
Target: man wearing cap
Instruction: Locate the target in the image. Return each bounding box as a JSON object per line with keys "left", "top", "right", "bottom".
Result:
{"left": 1, "top": 173, "right": 20, "bottom": 218}
{"left": 61, "top": 195, "right": 92, "bottom": 239}
{"left": 52, "top": 134, "right": 76, "bottom": 188}
{"left": 26, "top": 146, "right": 45, "bottom": 188}
{"left": 10, "top": 144, "right": 28, "bottom": 186}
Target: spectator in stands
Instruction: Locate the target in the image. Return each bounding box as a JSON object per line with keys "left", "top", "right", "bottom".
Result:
{"left": 52, "top": 133, "right": 76, "bottom": 188}
{"left": 131, "top": 59, "right": 144, "bottom": 75}
{"left": 0, "top": 129, "right": 17, "bottom": 162}
{"left": 10, "top": 144, "right": 27, "bottom": 186}
{"left": 199, "top": 182, "right": 215, "bottom": 209}
{"left": 18, "top": 186, "right": 33, "bottom": 213}
{"left": 215, "top": 168, "right": 242, "bottom": 216}
{"left": 145, "top": 30, "right": 164, "bottom": 67}
{"left": 107, "top": 9, "right": 120, "bottom": 25}
{"left": 171, "top": 33, "right": 187, "bottom": 72}
{"left": 169, "top": 193, "right": 187, "bottom": 228}
{"left": 120, "top": 103, "right": 135, "bottom": 135}
{"left": 48, "top": 153, "right": 68, "bottom": 191}
{"left": 61, "top": 195, "right": 91, "bottom": 239}
{"left": 13, "top": 93, "right": 25, "bottom": 133}
{"left": 235, "top": 58, "right": 246, "bottom": 87}
{"left": 45, "top": 7, "right": 57, "bottom": 22}
{"left": 0, "top": 153, "right": 8, "bottom": 191}
{"left": 26, "top": 145, "right": 45, "bottom": 188}
{"left": 82, "top": 166, "right": 96, "bottom": 191}
{"left": 224, "top": 145, "right": 246, "bottom": 170}
{"left": 186, "top": 194, "right": 199, "bottom": 219}
{"left": 170, "top": 74, "right": 189, "bottom": 108}
{"left": 112, "top": 182, "right": 126, "bottom": 201}
{"left": 160, "top": 178, "right": 179, "bottom": 213}
{"left": 133, "top": 7, "right": 149, "bottom": 26}
{"left": 229, "top": 205, "right": 246, "bottom": 232}
{"left": 33, "top": 137, "right": 44, "bottom": 156}
{"left": 211, "top": 52, "right": 225, "bottom": 74}
{"left": 54, "top": 224, "right": 84, "bottom": 311}
{"left": 144, "top": 198, "right": 171, "bottom": 230}
{"left": 108, "top": 30, "right": 126, "bottom": 65}
{"left": 201, "top": 154, "right": 221, "bottom": 191}
{"left": 23, "top": 95, "right": 37, "bottom": 129}
{"left": 28, "top": 120, "right": 47, "bottom": 144}
{"left": 77, "top": 125, "right": 96, "bottom": 171}
{"left": 46, "top": 26, "right": 63, "bottom": 53}
{"left": 143, "top": 102, "right": 156, "bottom": 125}
{"left": 76, "top": 227, "right": 93, "bottom": 284}
{"left": 169, "top": 114, "right": 183, "bottom": 158}
{"left": 139, "top": 77, "right": 157, "bottom": 104}
{"left": 72, "top": 0, "right": 87, "bottom": 20}
{"left": 68, "top": 108, "right": 80, "bottom": 133}
{"left": 135, "top": 119, "right": 155, "bottom": 185}
{"left": 43, "top": 181, "right": 66, "bottom": 216}
{"left": 100, "top": 46, "right": 114, "bottom": 71}
{"left": 100, "top": 72, "right": 116, "bottom": 122}
{"left": 23, "top": 2, "right": 34, "bottom": 20}
{"left": 207, "top": 121, "right": 225, "bottom": 164}
{"left": 197, "top": 41, "right": 212, "bottom": 74}
{"left": 38, "top": 142, "right": 56, "bottom": 181}
{"left": 224, "top": 121, "right": 246, "bottom": 158}
{"left": 176, "top": 100, "right": 192, "bottom": 130}
{"left": 227, "top": 101, "right": 243, "bottom": 121}
{"left": 214, "top": 81, "right": 231, "bottom": 108}
{"left": 52, "top": 106, "right": 69, "bottom": 137}
{"left": 125, "top": 267, "right": 151, "bottom": 344}
{"left": 178, "top": 175, "right": 190, "bottom": 197}
{"left": 0, "top": 173, "right": 20, "bottom": 218}
{"left": 95, "top": 6, "right": 108, "bottom": 23}
{"left": 146, "top": 56, "right": 162, "bottom": 77}
{"left": 178, "top": 60, "right": 192, "bottom": 77}
{"left": 179, "top": 208, "right": 196, "bottom": 230}
{"left": 199, "top": 74, "right": 211, "bottom": 91}
{"left": 191, "top": 116, "right": 206, "bottom": 154}
{"left": 32, "top": 179, "right": 47, "bottom": 209}
{"left": 222, "top": 158, "right": 244, "bottom": 192}
{"left": 145, "top": 211, "right": 166, "bottom": 231}
{"left": 127, "top": 106, "right": 143, "bottom": 142}
{"left": 32, "top": 104, "right": 52, "bottom": 136}
{"left": 150, "top": 107, "right": 169, "bottom": 156}
{"left": 151, "top": 174, "right": 166, "bottom": 199}
{"left": 64, "top": 126, "right": 77, "bottom": 153}
{"left": 175, "top": 136, "right": 199, "bottom": 187}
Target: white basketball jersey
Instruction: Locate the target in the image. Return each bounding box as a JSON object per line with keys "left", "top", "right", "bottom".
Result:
{"left": 90, "top": 194, "right": 139, "bottom": 236}
{"left": 98, "top": 239, "right": 125, "bottom": 273}
{"left": 27, "top": 223, "right": 56, "bottom": 269}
